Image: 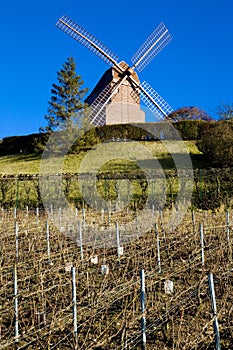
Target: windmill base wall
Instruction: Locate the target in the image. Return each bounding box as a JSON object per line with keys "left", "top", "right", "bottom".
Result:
{"left": 106, "top": 103, "right": 145, "bottom": 125}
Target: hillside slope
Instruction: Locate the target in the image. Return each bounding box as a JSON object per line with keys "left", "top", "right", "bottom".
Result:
{"left": 0, "top": 140, "right": 203, "bottom": 175}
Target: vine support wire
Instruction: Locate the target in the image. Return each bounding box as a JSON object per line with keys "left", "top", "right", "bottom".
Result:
{"left": 199, "top": 224, "right": 205, "bottom": 266}
{"left": 208, "top": 273, "right": 221, "bottom": 350}
{"left": 140, "top": 269, "right": 146, "bottom": 350}
{"left": 13, "top": 264, "right": 19, "bottom": 343}
{"left": 71, "top": 266, "right": 78, "bottom": 348}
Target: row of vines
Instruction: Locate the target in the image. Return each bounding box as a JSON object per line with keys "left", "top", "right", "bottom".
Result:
{"left": 0, "top": 206, "right": 232, "bottom": 349}
{"left": 0, "top": 168, "right": 233, "bottom": 210}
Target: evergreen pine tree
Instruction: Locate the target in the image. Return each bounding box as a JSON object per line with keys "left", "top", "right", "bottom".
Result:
{"left": 40, "top": 57, "right": 88, "bottom": 133}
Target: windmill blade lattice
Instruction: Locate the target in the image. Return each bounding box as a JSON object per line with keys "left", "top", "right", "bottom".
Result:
{"left": 87, "top": 81, "right": 125, "bottom": 126}
{"left": 56, "top": 15, "right": 119, "bottom": 66}
{"left": 131, "top": 22, "right": 172, "bottom": 72}
{"left": 87, "top": 75, "right": 130, "bottom": 125}
{"left": 87, "top": 83, "right": 112, "bottom": 126}
{"left": 57, "top": 14, "right": 173, "bottom": 126}
{"left": 140, "top": 81, "right": 173, "bottom": 119}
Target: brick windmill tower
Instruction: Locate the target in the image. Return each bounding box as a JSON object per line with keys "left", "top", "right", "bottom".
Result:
{"left": 85, "top": 61, "right": 145, "bottom": 125}
{"left": 56, "top": 15, "right": 173, "bottom": 126}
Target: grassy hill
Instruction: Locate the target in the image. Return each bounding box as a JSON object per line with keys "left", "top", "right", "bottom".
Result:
{"left": 0, "top": 120, "right": 214, "bottom": 175}
{"left": 1, "top": 123, "right": 230, "bottom": 210}
{"left": 0, "top": 140, "right": 204, "bottom": 175}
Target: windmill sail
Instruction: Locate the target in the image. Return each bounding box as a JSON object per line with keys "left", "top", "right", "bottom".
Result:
{"left": 131, "top": 22, "right": 172, "bottom": 72}
{"left": 57, "top": 14, "right": 173, "bottom": 126}
{"left": 87, "top": 83, "right": 113, "bottom": 126}
{"left": 140, "top": 81, "right": 173, "bottom": 119}
{"left": 56, "top": 15, "right": 119, "bottom": 66}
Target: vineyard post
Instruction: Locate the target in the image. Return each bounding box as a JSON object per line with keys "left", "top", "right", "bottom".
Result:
{"left": 208, "top": 273, "right": 221, "bottom": 350}
{"left": 155, "top": 223, "right": 161, "bottom": 273}
{"left": 14, "top": 207, "right": 17, "bottom": 221}
{"left": 46, "top": 221, "right": 51, "bottom": 264}
{"left": 116, "top": 222, "right": 121, "bottom": 258}
{"left": 78, "top": 221, "right": 83, "bottom": 261}
{"left": 71, "top": 266, "right": 78, "bottom": 348}
{"left": 199, "top": 224, "right": 205, "bottom": 266}
{"left": 13, "top": 264, "right": 19, "bottom": 343}
{"left": 160, "top": 210, "right": 165, "bottom": 240}
{"left": 140, "top": 269, "right": 146, "bottom": 350}
{"left": 50, "top": 204, "right": 53, "bottom": 217}
{"left": 101, "top": 208, "right": 104, "bottom": 224}
{"left": 15, "top": 177, "right": 19, "bottom": 211}
{"left": 36, "top": 207, "right": 39, "bottom": 227}
{"left": 15, "top": 221, "right": 19, "bottom": 260}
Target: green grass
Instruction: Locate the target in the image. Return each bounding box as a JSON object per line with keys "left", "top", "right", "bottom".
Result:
{"left": 0, "top": 153, "right": 42, "bottom": 175}
{"left": 0, "top": 140, "right": 204, "bottom": 175}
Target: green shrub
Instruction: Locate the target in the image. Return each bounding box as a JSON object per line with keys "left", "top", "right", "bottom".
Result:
{"left": 197, "top": 121, "right": 233, "bottom": 167}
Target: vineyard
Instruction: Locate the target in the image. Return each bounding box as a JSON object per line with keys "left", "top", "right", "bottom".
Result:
{"left": 0, "top": 206, "right": 232, "bottom": 349}
{"left": 1, "top": 166, "right": 233, "bottom": 210}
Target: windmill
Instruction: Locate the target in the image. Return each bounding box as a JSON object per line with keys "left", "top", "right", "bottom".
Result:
{"left": 56, "top": 15, "right": 173, "bottom": 126}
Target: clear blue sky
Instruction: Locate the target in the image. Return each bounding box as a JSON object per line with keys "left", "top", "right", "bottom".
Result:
{"left": 0, "top": 0, "right": 232, "bottom": 138}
